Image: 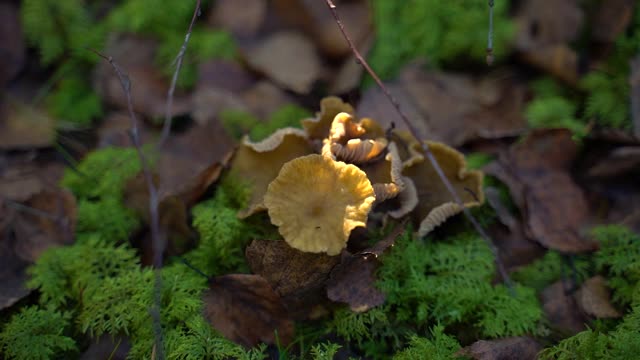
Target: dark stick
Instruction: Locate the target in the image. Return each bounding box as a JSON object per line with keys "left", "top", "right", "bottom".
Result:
{"left": 158, "top": 0, "right": 202, "bottom": 147}
{"left": 90, "top": 49, "right": 166, "bottom": 360}
{"left": 630, "top": 55, "right": 640, "bottom": 138}
{"left": 323, "top": 0, "right": 513, "bottom": 290}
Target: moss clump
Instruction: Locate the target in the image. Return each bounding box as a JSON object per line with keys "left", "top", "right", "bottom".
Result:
{"left": 220, "top": 105, "right": 312, "bottom": 142}
{"left": 525, "top": 78, "right": 586, "bottom": 136}
{"left": 392, "top": 325, "right": 462, "bottom": 360}
{"left": 378, "top": 230, "right": 543, "bottom": 338}
{"left": 368, "top": 0, "right": 513, "bottom": 80}
{"left": 27, "top": 234, "right": 140, "bottom": 308}
{"left": 76, "top": 198, "right": 140, "bottom": 242}
{"left": 593, "top": 226, "right": 640, "bottom": 307}
{"left": 0, "top": 306, "right": 76, "bottom": 360}
{"left": 62, "top": 147, "right": 141, "bottom": 200}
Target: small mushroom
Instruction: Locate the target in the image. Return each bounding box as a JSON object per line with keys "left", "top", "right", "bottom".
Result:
{"left": 302, "top": 96, "right": 355, "bottom": 141}
{"left": 402, "top": 141, "right": 484, "bottom": 237}
{"left": 322, "top": 112, "right": 388, "bottom": 164}
{"left": 264, "top": 154, "right": 375, "bottom": 255}
{"left": 230, "top": 128, "right": 314, "bottom": 218}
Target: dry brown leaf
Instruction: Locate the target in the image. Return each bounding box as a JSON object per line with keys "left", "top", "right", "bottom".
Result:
{"left": 0, "top": 98, "right": 56, "bottom": 150}
{"left": 244, "top": 32, "right": 321, "bottom": 94}
{"left": 272, "top": 0, "right": 371, "bottom": 59}
{"left": 542, "top": 281, "right": 588, "bottom": 336}
{"left": 202, "top": 274, "right": 294, "bottom": 348}
{"left": 395, "top": 65, "right": 527, "bottom": 146}
{"left": 191, "top": 87, "right": 249, "bottom": 126}
{"left": 486, "top": 129, "right": 598, "bottom": 253}
{"left": 591, "top": 0, "right": 636, "bottom": 43}
{"left": 514, "top": 0, "right": 583, "bottom": 84}
{"left": 209, "top": 0, "right": 266, "bottom": 37}
{"left": 358, "top": 83, "right": 429, "bottom": 141}
{"left": 241, "top": 81, "right": 293, "bottom": 120}
{"left": 326, "top": 253, "right": 385, "bottom": 313}
{"left": 196, "top": 60, "right": 255, "bottom": 94}
{"left": 0, "top": 165, "right": 45, "bottom": 202}
{"left": 246, "top": 240, "right": 339, "bottom": 317}
{"left": 93, "top": 34, "right": 191, "bottom": 119}
{"left": 576, "top": 276, "right": 622, "bottom": 319}
{"left": 0, "top": 227, "right": 30, "bottom": 310}
{"left": 97, "top": 112, "right": 154, "bottom": 148}
{"left": 458, "top": 337, "right": 542, "bottom": 360}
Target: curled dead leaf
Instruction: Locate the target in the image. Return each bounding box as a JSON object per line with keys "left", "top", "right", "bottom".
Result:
{"left": 458, "top": 337, "right": 542, "bottom": 360}
{"left": 576, "top": 276, "right": 622, "bottom": 319}
{"left": 203, "top": 274, "right": 294, "bottom": 348}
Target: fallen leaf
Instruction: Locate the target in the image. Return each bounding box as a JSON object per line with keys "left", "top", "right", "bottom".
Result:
{"left": 514, "top": 0, "right": 583, "bottom": 84}
{"left": 0, "top": 165, "right": 45, "bottom": 202}
{"left": 373, "top": 65, "right": 527, "bottom": 147}
{"left": 93, "top": 34, "right": 191, "bottom": 119}
{"left": 196, "top": 59, "right": 255, "bottom": 94}
{"left": 576, "top": 276, "right": 622, "bottom": 319}
{"left": 0, "top": 227, "right": 30, "bottom": 310}
{"left": 0, "top": 2, "right": 25, "bottom": 85}
{"left": 357, "top": 83, "right": 429, "bottom": 140}
{"left": 244, "top": 31, "right": 321, "bottom": 94}
{"left": 486, "top": 129, "right": 598, "bottom": 253}
{"left": 191, "top": 87, "right": 249, "bottom": 126}
{"left": 329, "top": 37, "right": 372, "bottom": 94}
{"left": 0, "top": 97, "right": 56, "bottom": 150}
{"left": 97, "top": 112, "right": 154, "bottom": 148}
{"left": 326, "top": 253, "right": 385, "bottom": 313}
{"left": 541, "top": 280, "right": 588, "bottom": 336}
{"left": 209, "top": 0, "right": 267, "bottom": 37}
{"left": 241, "top": 81, "right": 293, "bottom": 120}
{"left": 458, "top": 337, "right": 543, "bottom": 360}
{"left": 11, "top": 188, "right": 76, "bottom": 262}
{"left": 591, "top": 0, "right": 636, "bottom": 44}
{"left": 202, "top": 274, "right": 294, "bottom": 348}
{"left": 586, "top": 146, "right": 640, "bottom": 178}
{"left": 272, "top": 0, "right": 371, "bottom": 59}
{"left": 245, "top": 240, "right": 340, "bottom": 317}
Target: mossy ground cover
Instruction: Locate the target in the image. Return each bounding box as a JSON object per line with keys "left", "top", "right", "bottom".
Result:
{"left": 2, "top": 1, "right": 640, "bottom": 359}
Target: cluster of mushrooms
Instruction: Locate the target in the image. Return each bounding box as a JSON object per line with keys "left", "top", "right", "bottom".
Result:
{"left": 230, "top": 97, "right": 484, "bottom": 256}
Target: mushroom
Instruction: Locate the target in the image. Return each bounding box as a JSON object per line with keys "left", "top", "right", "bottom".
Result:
{"left": 264, "top": 154, "right": 375, "bottom": 255}
{"left": 230, "top": 128, "right": 314, "bottom": 218}
{"left": 401, "top": 141, "right": 484, "bottom": 237}
{"left": 302, "top": 96, "right": 355, "bottom": 141}
{"left": 321, "top": 112, "right": 389, "bottom": 164}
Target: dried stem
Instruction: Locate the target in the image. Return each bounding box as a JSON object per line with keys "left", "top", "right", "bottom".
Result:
{"left": 323, "top": 0, "right": 513, "bottom": 290}
{"left": 90, "top": 49, "right": 166, "bottom": 359}
{"left": 486, "top": 0, "right": 495, "bottom": 65}
{"left": 158, "top": 0, "right": 202, "bottom": 147}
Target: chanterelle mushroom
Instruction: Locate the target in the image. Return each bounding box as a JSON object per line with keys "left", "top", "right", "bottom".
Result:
{"left": 264, "top": 154, "right": 375, "bottom": 255}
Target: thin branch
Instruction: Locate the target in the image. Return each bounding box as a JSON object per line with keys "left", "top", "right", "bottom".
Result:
{"left": 323, "top": 0, "right": 513, "bottom": 290}
{"left": 486, "top": 0, "right": 495, "bottom": 65}
{"left": 90, "top": 49, "right": 166, "bottom": 360}
{"left": 158, "top": 0, "right": 203, "bottom": 147}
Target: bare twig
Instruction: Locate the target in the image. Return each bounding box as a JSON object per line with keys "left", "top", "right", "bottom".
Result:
{"left": 630, "top": 55, "right": 640, "bottom": 138}
{"left": 323, "top": 0, "right": 513, "bottom": 290}
{"left": 158, "top": 0, "right": 203, "bottom": 147}
{"left": 486, "top": 0, "right": 495, "bottom": 65}
{"left": 90, "top": 49, "right": 166, "bottom": 359}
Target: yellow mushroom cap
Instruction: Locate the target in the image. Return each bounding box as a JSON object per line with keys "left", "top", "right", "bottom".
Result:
{"left": 264, "top": 154, "right": 375, "bottom": 255}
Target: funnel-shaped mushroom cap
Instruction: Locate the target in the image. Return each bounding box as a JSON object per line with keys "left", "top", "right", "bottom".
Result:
{"left": 264, "top": 154, "right": 375, "bottom": 255}
{"left": 302, "top": 97, "right": 355, "bottom": 140}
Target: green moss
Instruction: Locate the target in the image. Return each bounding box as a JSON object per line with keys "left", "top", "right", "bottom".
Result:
{"left": 465, "top": 153, "right": 494, "bottom": 170}
{"left": 220, "top": 110, "right": 261, "bottom": 140}
{"left": 76, "top": 198, "right": 140, "bottom": 241}
{"left": 393, "top": 325, "right": 462, "bottom": 360}
{"left": 27, "top": 234, "right": 140, "bottom": 308}
{"left": 368, "top": 0, "right": 513, "bottom": 81}
{"left": 157, "top": 28, "right": 237, "bottom": 89}
{"left": 329, "top": 307, "right": 390, "bottom": 345}
{"left": 310, "top": 342, "right": 342, "bottom": 360}
{"left": 45, "top": 73, "right": 103, "bottom": 126}
{"left": 62, "top": 147, "right": 141, "bottom": 200}
{"left": 593, "top": 225, "right": 640, "bottom": 307}
{"left": 220, "top": 105, "right": 311, "bottom": 142}
{"left": 378, "top": 230, "right": 543, "bottom": 338}
{"left": 0, "top": 306, "right": 76, "bottom": 360}
{"left": 512, "top": 251, "right": 563, "bottom": 292}
{"left": 579, "top": 7, "right": 640, "bottom": 130}
{"left": 525, "top": 78, "right": 586, "bottom": 135}
{"left": 249, "top": 105, "right": 311, "bottom": 141}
